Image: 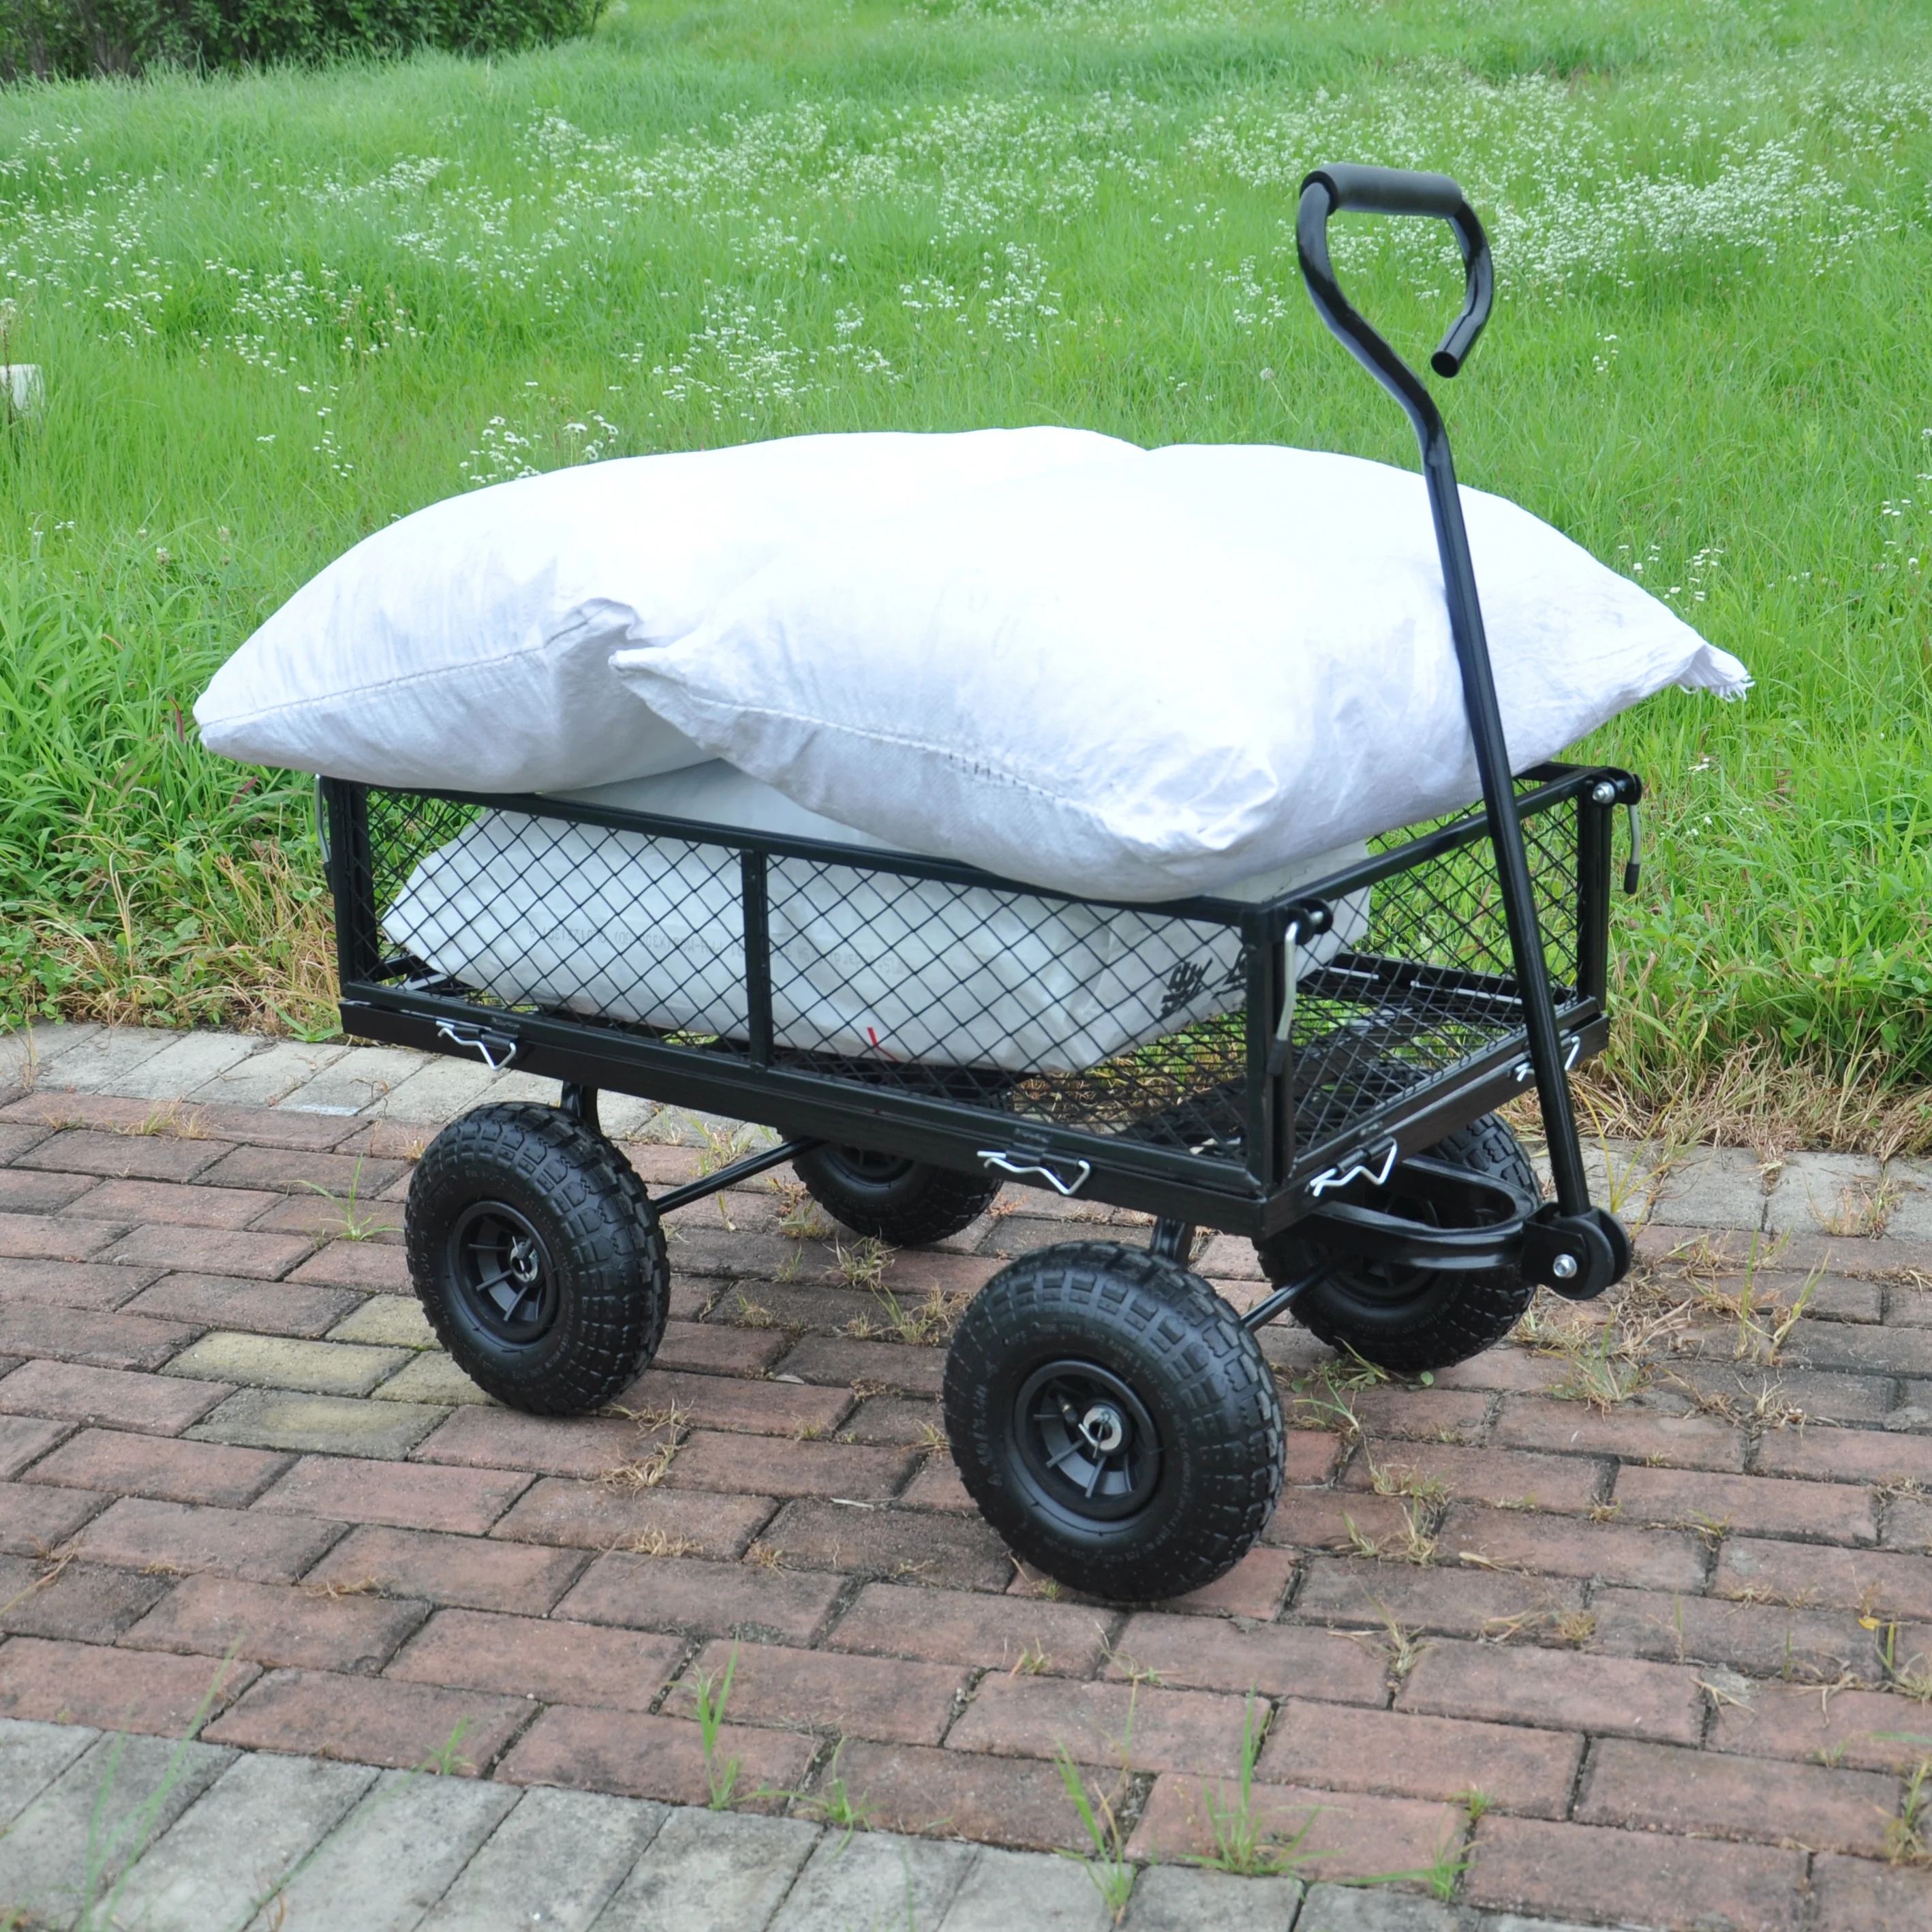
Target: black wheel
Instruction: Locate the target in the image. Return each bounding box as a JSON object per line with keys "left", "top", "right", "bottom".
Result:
{"left": 943, "top": 1242, "right": 1285, "bottom": 1600}
{"left": 793, "top": 1144, "right": 999, "bottom": 1247}
{"left": 1259, "top": 1113, "right": 1538, "bottom": 1375}
{"left": 405, "top": 1102, "right": 669, "bottom": 1414}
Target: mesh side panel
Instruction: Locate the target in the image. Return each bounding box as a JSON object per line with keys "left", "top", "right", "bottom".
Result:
{"left": 357, "top": 784, "right": 1589, "bottom": 1169}
{"left": 1288, "top": 786, "right": 1584, "bottom": 1151}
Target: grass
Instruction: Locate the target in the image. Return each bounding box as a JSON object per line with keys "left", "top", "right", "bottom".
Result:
{"left": 1, "top": 0, "right": 1929, "bottom": 1138}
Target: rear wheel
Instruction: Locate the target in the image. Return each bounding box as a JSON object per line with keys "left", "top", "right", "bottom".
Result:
{"left": 405, "top": 1103, "right": 669, "bottom": 1413}
{"left": 945, "top": 1242, "right": 1284, "bottom": 1600}
{"left": 1259, "top": 1114, "right": 1537, "bottom": 1375}
{"left": 794, "top": 1144, "right": 1000, "bottom": 1247}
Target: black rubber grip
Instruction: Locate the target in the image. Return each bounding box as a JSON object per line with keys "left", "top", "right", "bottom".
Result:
{"left": 1302, "top": 164, "right": 1466, "bottom": 220}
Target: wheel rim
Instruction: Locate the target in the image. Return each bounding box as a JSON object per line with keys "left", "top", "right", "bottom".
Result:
{"left": 447, "top": 1199, "right": 558, "bottom": 1344}
{"left": 829, "top": 1145, "right": 917, "bottom": 1186}
{"left": 1013, "top": 1360, "right": 1162, "bottom": 1524}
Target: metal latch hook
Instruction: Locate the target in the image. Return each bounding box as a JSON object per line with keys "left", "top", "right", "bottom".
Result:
{"left": 978, "top": 1150, "right": 1094, "bottom": 1198}
{"left": 1307, "top": 1137, "right": 1401, "bottom": 1197}
{"left": 435, "top": 1021, "right": 519, "bottom": 1071}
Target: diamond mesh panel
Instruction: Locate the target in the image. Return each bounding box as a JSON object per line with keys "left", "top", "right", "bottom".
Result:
{"left": 358, "top": 783, "right": 1590, "bottom": 1170}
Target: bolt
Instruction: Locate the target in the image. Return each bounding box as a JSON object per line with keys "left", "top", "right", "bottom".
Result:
{"left": 1591, "top": 780, "right": 1618, "bottom": 805}
{"left": 1552, "top": 1253, "right": 1580, "bottom": 1281}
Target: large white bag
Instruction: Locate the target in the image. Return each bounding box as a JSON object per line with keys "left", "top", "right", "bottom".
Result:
{"left": 194, "top": 427, "right": 1132, "bottom": 794}
{"left": 612, "top": 444, "right": 1749, "bottom": 902}
{"left": 382, "top": 763, "right": 1372, "bottom": 1073}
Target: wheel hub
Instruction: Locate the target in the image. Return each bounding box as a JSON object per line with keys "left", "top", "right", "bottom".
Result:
{"left": 1014, "top": 1360, "right": 1161, "bottom": 1523}
{"left": 448, "top": 1200, "right": 558, "bottom": 1345}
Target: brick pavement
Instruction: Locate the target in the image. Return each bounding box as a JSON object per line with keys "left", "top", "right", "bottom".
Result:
{"left": 1, "top": 1023, "right": 1931, "bottom": 1929}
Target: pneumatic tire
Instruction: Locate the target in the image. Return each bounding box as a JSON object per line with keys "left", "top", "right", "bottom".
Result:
{"left": 943, "top": 1242, "right": 1285, "bottom": 1601}
{"left": 405, "top": 1103, "right": 669, "bottom": 1414}
{"left": 795, "top": 1144, "right": 1000, "bottom": 1248}
{"left": 1259, "top": 1113, "right": 1537, "bottom": 1375}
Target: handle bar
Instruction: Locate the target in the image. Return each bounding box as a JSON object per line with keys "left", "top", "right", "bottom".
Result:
{"left": 1295, "top": 164, "right": 1493, "bottom": 396}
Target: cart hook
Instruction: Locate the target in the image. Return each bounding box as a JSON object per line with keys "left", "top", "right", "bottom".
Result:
{"left": 435, "top": 1020, "right": 519, "bottom": 1071}
{"left": 1306, "top": 1138, "right": 1401, "bottom": 1197}
{"left": 977, "top": 1150, "right": 1094, "bottom": 1197}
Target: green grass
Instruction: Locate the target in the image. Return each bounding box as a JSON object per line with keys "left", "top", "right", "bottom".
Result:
{"left": 1, "top": 0, "right": 1929, "bottom": 1128}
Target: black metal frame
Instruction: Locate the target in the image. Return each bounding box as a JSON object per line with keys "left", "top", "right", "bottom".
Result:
{"left": 318, "top": 162, "right": 1640, "bottom": 1304}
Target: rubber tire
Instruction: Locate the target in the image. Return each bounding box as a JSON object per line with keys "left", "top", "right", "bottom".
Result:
{"left": 405, "top": 1103, "right": 669, "bottom": 1414}
{"left": 1259, "top": 1114, "right": 1537, "bottom": 1376}
{"left": 794, "top": 1144, "right": 1000, "bottom": 1247}
{"left": 944, "top": 1242, "right": 1285, "bottom": 1601}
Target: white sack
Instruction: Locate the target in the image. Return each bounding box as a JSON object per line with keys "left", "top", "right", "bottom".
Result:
{"left": 383, "top": 763, "right": 1370, "bottom": 1073}
{"left": 612, "top": 444, "right": 1749, "bottom": 902}
{"left": 194, "top": 427, "right": 1132, "bottom": 794}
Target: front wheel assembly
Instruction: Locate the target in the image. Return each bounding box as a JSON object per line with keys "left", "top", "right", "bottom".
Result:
{"left": 405, "top": 1102, "right": 669, "bottom": 1413}
{"left": 943, "top": 1241, "right": 1285, "bottom": 1600}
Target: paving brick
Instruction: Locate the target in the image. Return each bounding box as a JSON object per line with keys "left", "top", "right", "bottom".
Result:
{"left": 0, "top": 1301, "right": 200, "bottom": 1372}
{"left": 373, "top": 1353, "right": 489, "bottom": 1405}
{"left": 1321, "top": 1387, "right": 1492, "bottom": 1445}
{"left": 205, "top": 1666, "right": 530, "bottom": 1770}
{"left": 1127, "top": 1771, "right": 1459, "bottom": 1882}
{"left": 419, "top": 1783, "right": 666, "bottom": 1932}
{"left": 164, "top": 1329, "right": 409, "bottom": 1394}
{"left": 553, "top": 1552, "right": 844, "bottom": 1644}
{"left": 16, "top": 1127, "right": 230, "bottom": 1182}
{"left": 95, "top": 1029, "right": 262, "bottom": 1099}
{"left": 328, "top": 1296, "right": 434, "bottom": 1347}
{"left": 0, "top": 1728, "right": 237, "bottom": 1921}
{"left": 770, "top": 1829, "right": 978, "bottom": 1932}
{"left": 773, "top": 1334, "right": 947, "bottom": 1396}
{"left": 1753, "top": 1426, "right": 1932, "bottom": 1486}
{"left": 1439, "top": 1502, "right": 1708, "bottom": 1591}
{"left": 675, "top": 1638, "right": 968, "bottom": 1745}
{"left": 651, "top": 1319, "right": 793, "bottom": 1377}
{"left": 1427, "top": 1347, "right": 1570, "bottom": 1396}
{"left": 0, "top": 1479, "right": 108, "bottom": 1554}
{"left": 1717, "top": 1535, "right": 1932, "bottom": 1618}
{"left": 1261, "top": 1490, "right": 1417, "bottom": 1554}
{"left": 1811, "top": 1851, "right": 1932, "bottom": 1930}
{"left": 828, "top": 1581, "right": 1114, "bottom": 1678}
{"left": 0, "top": 1210, "right": 127, "bottom": 1261}
{"left": 79, "top": 1494, "right": 345, "bottom": 1582}
{"left": 378, "top": 1604, "right": 678, "bottom": 1716}
{"left": 102, "top": 1223, "right": 318, "bottom": 1282}
{"left": 491, "top": 1477, "right": 773, "bottom": 1559}
{"left": 1673, "top": 1361, "right": 1895, "bottom": 1425}
{"left": 0, "top": 1257, "right": 153, "bottom": 1312}
{"left": 497, "top": 1704, "right": 814, "bottom": 1808}
{"left": 306, "top": 1524, "right": 587, "bottom": 1614}
{"left": 0, "top": 1634, "right": 256, "bottom": 1732}
{"left": 0, "top": 1713, "right": 102, "bottom": 1830}
{"left": 1291, "top": 1558, "right": 1587, "bottom": 1640}
{"left": 1649, "top": 1147, "right": 1773, "bottom": 1231}
{"left": 187, "top": 1039, "right": 353, "bottom": 1108}
{"left": 257, "top": 1454, "right": 530, "bottom": 1533}
{"left": 0, "top": 1552, "right": 171, "bottom": 1639}
{"left": 189, "top": 1387, "right": 448, "bottom": 1458}
{"left": 1343, "top": 1443, "right": 1606, "bottom": 1514}
{"left": 259, "top": 1765, "right": 519, "bottom": 1932}
{"left": 592, "top": 1805, "right": 821, "bottom": 1932}
{"left": 414, "top": 1407, "right": 683, "bottom": 1481}
{"left": 1708, "top": 1683, "right": 1932, "bottom": 1774}
{"left": 71, "top": 1177, "right": 283, "bottom": 1230}
{"left": 1490, "top": 1396, "right": 1747, "bottom": 1470}
{"left": 1258, "top": 1697, "right": 1579, "bottom": 1819}
{"left": 1287, "top": 1884, "right": 1454, "bottom": 1932}
{"left": 626, "top": 1366, "right": 853, "bottom": 1438}
{"left": 0, "top": 1022, "right": 101, "bottom": 1088}
{"left": 109, "top": 1748, "right": 379, "bottom": 1932}
{"left": 0, "top": 1169, "right": 99, "bottom": 1212}
{"left": 1398, "top": 1638, "right": 1703, "bottom": 1743}
{"left": 901, "top": 1457, "right": 975, "bottom": 1512}
{"left": 1156, "top": 1543, "right": 1300, "bottom": 1619}
{"left": 836, "top": 1394, "right": 941, "bottom": 1446}
{"left": 666, "top": 1429, "right": 915, "bottom": 1502}
{"left": 24, "top": 1427, "right": 288, "bottom": 1505}
{"left": 195, "top": 1143, "right": 410, "bottom": 1196}
{"left": 1781, "top": 1320, "right": 1932, "bottom": 1377}
{"left": 1613, "top": 1463, "right": 1877, "bottom": 1543}
{"left": 761, "top": 1499, "right": 1015, "bottom": 1591}
{"left": 947, "top": 1675, "right": 1251, "bottom": 1775}
{"left": 0, "top": 1358, "right": 230, "bottom": 1432}
{"left": 1591, "top": 1584, "right": 1886, "bottom": 1679}
{"left": 288, "top": 1240, "right": 414, "bottom": 1293}
{"left": 1281, "top": 1431, "right": 1346, "bottom": 1484}
{"left": 823, "top": 1740, "right": 1094, "bottom": 1852}
{"left": 1579, "top": 1736, "right": 1897, "bottom": 1855}
{"left": 120, "top": 1571, "right": 429, "bottom": 1672}
{"left": 123, "top": 1270, "right": 363, "bottom": 1337}
{"left": 0, "top": 1413, "right": 67, "bottom": 1480}
{"left": 1103, "top": 1610, "right": 1387, "bottom": 1704}
{"left": 1464, "top": 1814, "right": 1808, "bottom": 1930}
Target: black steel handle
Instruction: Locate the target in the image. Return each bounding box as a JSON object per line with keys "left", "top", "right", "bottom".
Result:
{"left": 1295, "top": 165, "right": 1494, "bottom": 388}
